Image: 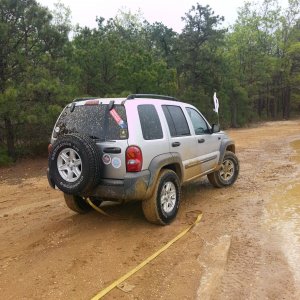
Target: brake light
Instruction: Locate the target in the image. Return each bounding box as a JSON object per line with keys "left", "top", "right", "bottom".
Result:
{"left": 126, "top": 146, "right": 143, "bottom": 172}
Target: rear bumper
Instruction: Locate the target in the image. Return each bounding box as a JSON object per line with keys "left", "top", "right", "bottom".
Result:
{"left": 88, "top": 170, "right": 151, "bottom": 202}
{"left": 47, "top": 168, "right": 151, "bottom": 202}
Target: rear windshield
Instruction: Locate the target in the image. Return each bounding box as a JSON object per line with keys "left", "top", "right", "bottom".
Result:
{"left": 55, "top": 104, "right": 128, "bottom": 140}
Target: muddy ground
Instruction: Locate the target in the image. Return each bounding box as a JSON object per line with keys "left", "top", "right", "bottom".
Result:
{"left": 0, "top": 120, "right": 300, "bottom": 300}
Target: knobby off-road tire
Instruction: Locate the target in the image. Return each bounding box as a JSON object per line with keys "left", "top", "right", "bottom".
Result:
{"left": 207, "top": 151, "right": 239, "bottom": 188}
{"left": 48, "top": 134, "right": 101, "bottom": 194}
{"left": 142, "top": 169, "right": 181, "bottom": 225}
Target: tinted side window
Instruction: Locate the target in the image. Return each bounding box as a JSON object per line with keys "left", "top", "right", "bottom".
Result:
{"left": 162, "top": 105, "right": 190, "bottom": 137}
{"left": 162, "top": 106, "right": 176, "bottom": 137}
{"left": 186, "top": 108, "right": 209, "bottom": 135}
{"left": 138, "top": 105, "right": 163, "bottom": 140}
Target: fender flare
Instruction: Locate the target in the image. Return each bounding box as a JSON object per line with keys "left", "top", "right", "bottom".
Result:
{"left": 218, "top": 139, "right": 235, "bottom": 165}
{"left": 145, "top": 153, "right": 184, "bottom": 199}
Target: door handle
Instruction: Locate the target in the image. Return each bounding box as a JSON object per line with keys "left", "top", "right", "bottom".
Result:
{"left": 103, "top": 147, "right": 121, "bottom": 154}
{"left": 172, "top": 142, "right": 181, "bottom": 147}
{"left": 198, "top": 139, "right": 205, "bottom": 143}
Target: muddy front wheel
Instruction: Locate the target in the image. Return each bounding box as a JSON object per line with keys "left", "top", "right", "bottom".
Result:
{"left": 207, "top": 151, "right": 239, "bottom": 188}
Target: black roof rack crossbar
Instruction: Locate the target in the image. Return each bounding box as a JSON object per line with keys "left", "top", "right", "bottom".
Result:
{"left": 72, "top": 97, "right": 99, "bottom": 102}
{"left": 126, "top": 94, "right": 177, "bottom": 101}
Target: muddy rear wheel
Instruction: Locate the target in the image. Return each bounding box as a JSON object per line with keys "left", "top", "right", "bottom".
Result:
{"left": 64, "top": 194, "right": 91, "bottom": 214}
{"left": 142, "top": 169, "right": 181, "bottom": 225}
{"left": 64, "top": 194, "right": 103, "bottom": 214}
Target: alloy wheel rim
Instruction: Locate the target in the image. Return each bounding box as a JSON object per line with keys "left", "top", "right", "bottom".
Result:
{"left": 220, "top": 159, "right": 235, "bottom": 181}
{"left": 57, "top": 148, "right": 82, "bottom": 182}
{"left": 160, "top": 181, "right": 177, "bottom": 213}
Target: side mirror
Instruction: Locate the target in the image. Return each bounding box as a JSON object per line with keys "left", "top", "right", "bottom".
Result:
{"left": 211, "top": 124, "right": 220, "bottom": 133}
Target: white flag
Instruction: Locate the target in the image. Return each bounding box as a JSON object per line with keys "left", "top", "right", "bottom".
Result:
{"left": 213, "top": 92, "right": 219, "bottom": 114}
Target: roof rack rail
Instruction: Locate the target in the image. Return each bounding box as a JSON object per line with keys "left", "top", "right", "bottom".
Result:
{"left": 126, "top": 94, "right": 177, "bottom": 101}
{"left": 72, "top": 97, "right": 99, "bottom": 102}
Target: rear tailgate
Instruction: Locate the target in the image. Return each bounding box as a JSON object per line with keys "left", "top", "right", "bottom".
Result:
{"left": 96, "top": 139, "right": 128, "bottom": 179}
{"left": 53, "top": 100, "right": 129, "bottom": 179}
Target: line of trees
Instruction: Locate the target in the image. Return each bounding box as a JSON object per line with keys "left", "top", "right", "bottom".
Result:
{"left": 0, "top": 0, "right": 300, "bottom": 163}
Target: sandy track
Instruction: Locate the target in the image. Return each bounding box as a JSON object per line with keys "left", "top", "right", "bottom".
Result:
{"left": 0, "top": 120, "right": 300, "bottom": 299}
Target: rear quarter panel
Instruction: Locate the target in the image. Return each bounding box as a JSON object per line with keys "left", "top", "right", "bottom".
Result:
{"left": 125, "top": 101, "right": 170, "bottom": 171}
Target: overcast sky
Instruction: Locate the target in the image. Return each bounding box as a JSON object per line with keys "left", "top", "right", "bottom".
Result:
{"left": 38, "top": 0, "right": 288, "bottom": 32}
{"left": 37, "top": 0, "right": 243, "bottom": 31}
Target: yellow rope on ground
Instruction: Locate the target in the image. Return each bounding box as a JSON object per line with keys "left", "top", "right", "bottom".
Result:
{"left": 86, "top": 198, "right": 111, "bottom": 217}
{"left": 90, "top": 212, "right": 203, "bottom": 300}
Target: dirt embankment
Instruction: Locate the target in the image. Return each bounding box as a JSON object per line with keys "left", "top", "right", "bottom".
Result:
{"left": 0, "top": 120, "right": 300, "bottom": 300}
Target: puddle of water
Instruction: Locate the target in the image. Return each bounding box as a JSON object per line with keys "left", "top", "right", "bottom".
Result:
{"left": 267, "top": 183, "right": 300, "bottom": 235}
{"left": 265, "top": 139, "right": 300, "bottom": 286}
{"left": 266, "top": 183, "right": 300, "bottom": 287}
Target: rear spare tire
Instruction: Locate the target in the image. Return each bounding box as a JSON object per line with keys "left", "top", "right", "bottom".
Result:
{"left": 48, "top": 134, "right": 101, "bottom": 194}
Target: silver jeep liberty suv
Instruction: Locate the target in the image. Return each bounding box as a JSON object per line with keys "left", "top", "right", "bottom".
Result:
{"left": 47, "top": 94, "right": 239, "bottom": 225}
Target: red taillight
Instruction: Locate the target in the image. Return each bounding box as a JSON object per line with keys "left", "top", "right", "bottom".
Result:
{"left": 126, "top": 146, "right": 143, "bottom": 172}
{"left": 48, "top": 144, "right": 53, "bottom": 155}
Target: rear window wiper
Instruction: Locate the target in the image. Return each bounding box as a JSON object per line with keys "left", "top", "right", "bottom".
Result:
{"left": 89, "top": 135, "right": 101, "bottom": 140}
{"left": 91, "top": 136, "right": 116, "bottom": 143}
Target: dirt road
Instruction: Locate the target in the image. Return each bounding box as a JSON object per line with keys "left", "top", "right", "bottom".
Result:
{"left": 0, "top": 120, "right": 300, "bottom": 300}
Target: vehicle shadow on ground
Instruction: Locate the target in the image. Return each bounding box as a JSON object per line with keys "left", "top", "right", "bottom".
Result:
{"left": 62, "top": 178, "right": 214, "bottom": 230}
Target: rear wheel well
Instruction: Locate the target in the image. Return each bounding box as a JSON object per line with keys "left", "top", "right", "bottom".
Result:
{"left": 162, "top": 164, "right": 182, "bottom": 183}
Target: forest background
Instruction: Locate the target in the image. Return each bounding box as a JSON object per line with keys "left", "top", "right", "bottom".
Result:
{"left": 0, "top": 0, "right": 300, "bottom": 164}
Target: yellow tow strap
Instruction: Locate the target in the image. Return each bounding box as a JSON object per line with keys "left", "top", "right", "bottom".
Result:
{"left": 85, "top": 198, "right": 111, "bottom": 217}
{"left": 90, "top": 212, "right": 203, "bottom": 300}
